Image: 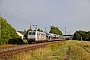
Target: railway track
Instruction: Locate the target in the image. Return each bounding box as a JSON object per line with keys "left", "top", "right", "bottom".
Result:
{"left": 76, "top": 43, "right": 90, "bottom": 54}
{"left": 81, "top": 46, "right": 90, "bottom": 54}
{"left": 0, "top": 40, "right": 64, "bottom": 59}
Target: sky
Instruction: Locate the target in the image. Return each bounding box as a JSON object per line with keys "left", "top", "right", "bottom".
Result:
{"left": 0, "top": 0, "right": 90, "bottom": 34}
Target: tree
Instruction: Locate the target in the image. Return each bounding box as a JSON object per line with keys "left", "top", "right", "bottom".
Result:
{"left": 24, "top": 25, "right": 34, "bottom": 39}
{"left": 73, "top": 31, "right": 81, "bottom": 40}
{"left": 78, "top": 30, "right": 86, "bottom": 40}
{"left": 0, "top": 17, "right": 19, "bottom": 45}
{"left": 23, "top": 29, "right": 27, "bottom": 39}
{"left": 37, "top": 28, "right": 43, "bottom": 32}
{"left": 86, "top": 31, "right": 90, "bottom": 41}
{"left": 73, "top": 30, "right": 90, "bottom": 41}
{"left": 49, "top": 26, "right": 62, "bottom": 35}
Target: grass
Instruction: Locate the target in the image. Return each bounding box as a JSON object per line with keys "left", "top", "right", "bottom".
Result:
{"left": 9, "top": 41, "right": 67, "bottom": 60}
{"left": 1, "top": 40, "right": 90, "bottom": 60}
{"left": 23, "top": 39, "right": 28, "bottom": 43}
{"left": 49, "top": 42, "right": 70, "bottom": 60}
{"left": 0, "top": 44, "right": 17, "bottom": 47}
{"left": 69, "top": 40, "right": 90, "bottom": 60}
{"left": 82, "top": 41, "right": 90, "bottom": 51}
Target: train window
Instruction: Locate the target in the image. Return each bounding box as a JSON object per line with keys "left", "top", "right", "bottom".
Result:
{"left": 29, "top": 32, "right": 35, "bottom": 35}
{"left": 29, "top": 32, "right": 31, "bottom": 35}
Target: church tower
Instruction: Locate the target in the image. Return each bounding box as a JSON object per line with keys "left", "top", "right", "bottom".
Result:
{"left": 29, "top": 23, "right": 32, "bottom": 31}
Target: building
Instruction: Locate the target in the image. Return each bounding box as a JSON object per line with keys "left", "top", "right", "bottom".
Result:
{"left": 16, "top": 31, "right": 24, "bottom": 39}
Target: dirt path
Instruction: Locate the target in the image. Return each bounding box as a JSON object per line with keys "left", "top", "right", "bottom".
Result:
{"left": 43, "top": 45, "right": 71, "bottom": 60}
{"left": 63, "top": 46, "right": 71, "bottom": 60}
{"left": 43, "top": 46, "right": 63, "bottom": 60}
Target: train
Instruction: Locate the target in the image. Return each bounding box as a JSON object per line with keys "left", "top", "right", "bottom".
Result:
{"left": 27, "top": 31, "right": 64, "bottom": 43}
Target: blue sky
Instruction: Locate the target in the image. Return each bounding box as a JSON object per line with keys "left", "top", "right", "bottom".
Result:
{"left": 0, "top": 0, "right": 90, "bottom": 34}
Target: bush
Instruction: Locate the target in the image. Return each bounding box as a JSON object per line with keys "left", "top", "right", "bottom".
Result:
{"left": 8, "top": 38, "right": 23, "bottom": 45}
{"left": 0, "top": 17, "right": 19, "bottom": 45}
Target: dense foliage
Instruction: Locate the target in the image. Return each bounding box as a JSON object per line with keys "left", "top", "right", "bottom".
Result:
{"left": 0, "top": 17, "right": 23, "bottom": 45}
{"left": 49, "top": 26, "right": 62, "bottom": 35}
{"left": 73, "top": 30, "right": 90, "bottom": 41}
{"left": 37, "top": 28, "right": 43, "bottom": 32}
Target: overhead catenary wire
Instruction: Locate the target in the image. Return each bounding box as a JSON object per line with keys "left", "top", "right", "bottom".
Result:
{"left": 28, "top": 0, "right": 54, "bottom": 24}
{"left": 13, "top": 0, "right": 40, "bottom": 19}
{"left": 0, "top": 1, "right": 48, "bottom": 30}
{"left": 13, "top": 0, "right": 49, "bottom": 24}
{"left": 0, "top": 1, "right": 56, "bottom": 31}
{"left": 58, "top": 27, "right": 69, "bottom": 35}
{"left": 1, "top": 13, "right": 27, "bottom": 23}
{"left": 13, "top": 0, "right": 48, "bottom": 29}
{"left": 1, "top": 13, "right": 33, "bottom": 31}
{"left": 0, "top": 2, "right": 37, "bottom": 20}
{"left": 0, "top": 1, "right": 37, "bottom": 29}
{"left": 34, "top": 0, "right": 49, "bottom": 20}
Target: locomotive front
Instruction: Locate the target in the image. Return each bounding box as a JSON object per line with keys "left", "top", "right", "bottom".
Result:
{"left": 27, "top": 31, "right": 36, "bottom": 43}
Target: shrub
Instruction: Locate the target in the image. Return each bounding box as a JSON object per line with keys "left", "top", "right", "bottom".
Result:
{"left": 8, "top": 38, "right": 23, "bottom": 45}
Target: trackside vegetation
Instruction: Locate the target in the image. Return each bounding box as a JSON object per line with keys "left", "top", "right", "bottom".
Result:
{"left": 8, "top": 41, "right": 68, "bottom": 60}
{"left": 4, "top": 40, "right": 89, "bottom": 60}
{"left": 69, "top": 41, "right": 90, "bottom": 60}
{"left": 0, "top": 17, "right": 23, "bottom": 45}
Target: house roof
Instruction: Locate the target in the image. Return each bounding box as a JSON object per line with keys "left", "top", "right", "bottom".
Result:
{"left": 17, "top": 31, "right": 24, "bottom": 35}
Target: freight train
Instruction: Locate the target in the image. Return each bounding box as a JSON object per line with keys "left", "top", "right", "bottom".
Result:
{"left": 27, "top": 31, "right": 63, "bottom": 43}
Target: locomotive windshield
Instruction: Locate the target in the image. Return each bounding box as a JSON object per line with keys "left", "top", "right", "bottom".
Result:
{"left": 28, "top": 32, "right": 35, "bottom": 35}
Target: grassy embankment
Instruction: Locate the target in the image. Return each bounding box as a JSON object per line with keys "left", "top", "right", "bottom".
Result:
{"left": 69, "top": 40, "right": 90, "bottom": 60}
{"left": 10, "top": 41, "right": 70, "bottom": 60}
{"left": 1, "top": 40, "right": 90, "bottom": 60}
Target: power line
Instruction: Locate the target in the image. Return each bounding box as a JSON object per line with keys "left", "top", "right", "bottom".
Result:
{"left": 0, "top": 1, "right": 45, "bottom": 29}
{"left": 13, "top": 0, "right": 40, "bottom": 18}
{"left": 1, "top": 13, "right": 27, "bottom": 23}
{"left": 0, "top": 1, "right": 54, "bottom": 30}
{"left": 28, "top": 0, "right": 51, "bottom": 21}
{"left": 34, "top": 0, "right": 49, "bottom": 19}
{"left": 33, "top": 0, "right": 55, "bottom": 25}
{"left": 28, "top": 0, "right": 55, "bottom": 29}
{"left": 13, "top": 0, "right": 49, "bottom": 28}
{"left": 0, "top": 2, "right": 37, "bottom": 20}
{"left": 58, "top": 27, "right": 68, "bottom": 35}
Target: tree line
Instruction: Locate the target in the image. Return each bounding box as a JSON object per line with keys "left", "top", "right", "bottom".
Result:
{"left": 73, "top": 30, "right": 90, "bottom": 41}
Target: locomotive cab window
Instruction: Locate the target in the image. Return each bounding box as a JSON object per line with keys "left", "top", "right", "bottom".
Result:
{"left": 28, "top": 32, "right": 35, "bottom": 35}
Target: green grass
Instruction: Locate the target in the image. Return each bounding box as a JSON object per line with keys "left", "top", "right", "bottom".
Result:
{"left": 49, "top": 43, "right": 70, "bottom": 60}
{"left": 0, "top": 44, "right": 17, "bottom": 47}
{"left": 69, "top": 40, "right": 90, "bottom": 60}
{"left": 1, "top": 40, "right": 90, "bottom": 60}
{"left": 9, "top": 41, "right": 67, "bottom": 60}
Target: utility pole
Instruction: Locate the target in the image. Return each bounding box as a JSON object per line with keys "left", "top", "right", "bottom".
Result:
{"left": 29, "top": 23, "right": 32, "bottom": 31}
{"left": 30, "top": 23, "right": 31, "bottom": 29}
{"left": 45, "top": 27, "right": 47, "bottom": 33}
{"left": 64, "top": 27, "right": 66, "bottom": 39}
{"left": 81, "top": 37, "right": 82, "bottom": 46}
{"left": 64, "top": 27, "right": 66, "bottom": 35}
